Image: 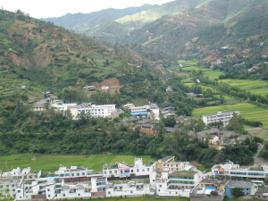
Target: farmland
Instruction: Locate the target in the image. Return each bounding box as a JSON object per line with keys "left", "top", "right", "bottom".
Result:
{"left": 0, "top": 154, "right": 153, "bottom": 172}
{"left": 193, "top": 102, "right": 268, "bottom": 129}
{"left": 220, "top": 79, "right": 268, "bottom": 97}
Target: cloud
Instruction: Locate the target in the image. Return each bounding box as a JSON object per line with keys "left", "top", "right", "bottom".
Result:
{"left": 0, "top": 0, "right": 173, "bottom": 18}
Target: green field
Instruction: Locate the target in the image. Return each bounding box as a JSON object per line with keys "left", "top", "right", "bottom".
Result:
{"left": 181, "top": 66, "right": 223, "bottom": 80}
{"left": 0, "top": 154, "right": 153, "bottom": 172}
{"left": 220, "top": 79, "right": 268, "bottom": 96}
{"left": 193, "top": 102, "right": 268, "bottom": 129}
{"left": 67, "top": 197, "right": 261, "bottom": 201}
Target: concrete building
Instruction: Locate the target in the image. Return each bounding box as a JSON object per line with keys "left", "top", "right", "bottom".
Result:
{"left": 202, "top": 111, "right": 240, "bottom": 126}
{"left": 225, "top": 180, "right": 257, "bottom": 198}
{"left": 190, "top": 178, "right": 227, "bottom": 201}
{"left": 0, "top": 167, "right": 41, "bottom": 200}
{"left": 103, "top": 158, "right": 153, "bottom": 179}
{"left": 128, "top": 103, "right": 160, "bottom": 121}
{"left": 212, "top": 161, "right": 268, "bottom": 180}
{"left": 69, "top": 103, "right": 117, "bottom": 119}
{"left": 50, "top": 100, "right": 77, "bottom": 113}
{"left": 156, "top": 170, "right": 202, "bottom": 197}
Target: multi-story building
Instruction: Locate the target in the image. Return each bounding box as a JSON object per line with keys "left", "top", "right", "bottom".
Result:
{"left": 50, "top": 100, "right": 77, "bottom": 113}
{"left": 103, "top": 158, "right": 153, "bottom": 179}
{"left": 212, "top": 161, "right": 268, "bottom": 180}
{"left": 0, "top": 167, "right": 41, "bottom": 200}
{"left": 69, "top": 103, "right": 117, "bottom": 119}
{"left": 202, "top": 111, "right": 240, "bottom": 126}
{"left": 128, "top": 103, "right": 160, "bottom": 120}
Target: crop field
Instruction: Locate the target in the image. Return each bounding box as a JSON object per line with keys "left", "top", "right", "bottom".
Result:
{"left": 0, "top": 154, "right": 153, "bottom": 172}
{"left": 182, "top": 66, "right": 223, "bottom": 80}
{"left": 220, "top": 79, "right": 268, "bottom": 96}
{"left": 193, "top": 102, "right": 268, "bottom": 129}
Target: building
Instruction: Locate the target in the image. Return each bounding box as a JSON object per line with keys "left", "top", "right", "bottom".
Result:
{"left": 106, "top": 181, "right": 153, "bottom": 197}
{"left": 103, "top": 158, "right": 153, "bottom": 179}
{"left": 0, "top": 167, "right": 41, "bottom": 200}
{"left": 212, "top": 161, "right": 268, "bottom": 180}
{"left": 254, "top": 187, "right": 268, "bottom": 200}
{"left": 156, "top": 170, "right": 202, "bottom": 197}
{"left": 190, "top": 178, "right": 227, "bottom": 201}
{"left": 50, "top": 100, "right": 77, "bottom": 113}
{"left": 202, "top": 111, "right": 240, "bottom": 126}
{"left": 33, "top": 99, "right": 49, "bottom": 112}
{"left": 225, "top": 180, "right": 257, "bottom": 198}
{"left": 128, "top": 103, "right": 160, "bottom": 121}
{"left": 69, "top": 103, "right": 117, "bottom": 119}
{"left": 15, "top": 166, "right": 107, "bottom": 201}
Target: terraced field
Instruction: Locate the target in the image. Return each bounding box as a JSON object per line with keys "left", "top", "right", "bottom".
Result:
{"left": 181, "top": 66, "right": 223, "bottom": 80}
{"left": 0, "top": 154, "right": 153, "bottom": 172}
{"left": 220, "top": 79, "right": 268, "bottom": 97}
{"left": 193, "top": 102, "right": 268, "bottom": 129}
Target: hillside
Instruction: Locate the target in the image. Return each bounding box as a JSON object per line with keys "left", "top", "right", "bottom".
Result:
{"left": 45, "top": 5, "right": 155, "bottom": 43}
{"left": 0, "top": 9, "right": 159, "bottom": 103}
{"left": 46, "top": 0, "right": 268, "bottom": 78}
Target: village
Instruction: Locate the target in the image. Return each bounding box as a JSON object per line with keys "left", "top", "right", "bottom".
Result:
{"left": 1, "top": 156, "right": 268, "bottom": 201}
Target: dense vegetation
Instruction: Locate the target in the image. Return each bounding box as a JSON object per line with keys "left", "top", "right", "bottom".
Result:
{"left": 0, "top": 98, "right": 259, "bottom": 167}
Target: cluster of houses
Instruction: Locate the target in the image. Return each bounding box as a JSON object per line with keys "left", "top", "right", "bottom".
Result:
{"left": 1, "top": 156, "right": 268, "bottom": 201}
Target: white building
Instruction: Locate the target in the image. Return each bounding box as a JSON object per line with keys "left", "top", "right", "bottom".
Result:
{"left": 212, "top": 161, "right": 268, "bottom": 180}
{"left": 154, "top": 157, "right": 203, "bottom": 198}
{"left": 69, "top": 103, "right": 117, "bottom": 119}
{"left": 202, "top": 111, "right": 240, "bottom": 126}
{"left": 50, "top": 100, "right": 77, "bottom": 113}
{"left": 103, "top": 158, "right": 153, "bottom": 179}
{"left": 156, "top": 170, "right": 203, "bottom": 197}
{"left": 0, "top": 167, "right": 41, "bottom": 200}
{"left": 106, "top": 182, "right": 153, "bottom": 197}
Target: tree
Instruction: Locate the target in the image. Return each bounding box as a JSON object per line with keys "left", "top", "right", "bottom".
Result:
{"left": 163, "top": 116, "right": 176, "bottom": 127}
{"left": 232, "top": 188, "right": 244, "bottom": 198}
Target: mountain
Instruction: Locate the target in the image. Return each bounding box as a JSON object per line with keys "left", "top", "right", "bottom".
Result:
{"left": 45, "top": 0, "right": 204, "bottom": 43}
{"left": 45, "top": 5, "right": 155, "bottom": 43}
{"left": 46, "top": 0, "right": 268, "bottom": 78}
{"left": 0, "top": 9, "right": 160, "bottom": 107}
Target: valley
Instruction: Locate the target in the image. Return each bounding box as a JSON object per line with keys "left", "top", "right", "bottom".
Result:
{"left": 1, "top": 1, "right": 268, "bottom": 201}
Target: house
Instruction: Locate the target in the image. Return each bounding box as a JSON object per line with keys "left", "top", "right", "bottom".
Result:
{"left": 212, "top": 161, "right": 268, "bottom": 181}
{"left": 106, "top": 180, "right": 153, "bottom": 197}
{"left": 0, "top": 167, "right": 41, "bottom": 200}
{"left": 128, "top": 103, "right": 160, "bottom": 121}
{"left": 202, "top": 111, "right": 240, "bottom": 126}
{"left": 69, "top": 103, "right": 117, "bottom": 119}
{"left": 190, "top": 178, "right": 227, "bottom": 201}
{"left": 225, "top": 180, "right": 257, "bottom": 198}
{"left": 83, "top": 85, "right": 96, "bottom": 91}
{"left": 50, "top": 100, "right": 77, "bottom": 113}
{"left": 33, "top": 99, "right": 49, "bottom": 112}
{"left": 156, "top": 170, "right": 203, "bottom": 197}
{"left": 103, "top": 158, "right": 153, "bottom": 179}
{"left": 254, "top": 187, "right": 268, "bottom": 200}
{"left": 161, "top": 107, "right": 176, "bottom": 119}
{"left": 196, "top": 128, "right": 248, "bottom": 150}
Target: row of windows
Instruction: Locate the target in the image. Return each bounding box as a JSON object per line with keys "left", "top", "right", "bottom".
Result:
{"left": 105, "top": 168, "right": 150, "bottom": 174}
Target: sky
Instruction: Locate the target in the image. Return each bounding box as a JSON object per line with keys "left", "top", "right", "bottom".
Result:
{"left": 0, "top": 0, "right": 173, "bottom": 18}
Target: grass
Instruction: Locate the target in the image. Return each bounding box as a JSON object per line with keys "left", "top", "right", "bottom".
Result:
{"left": 0, "top": 154, "right": 153, "bottom": 172}
{"left": 193, "top": 102, "right": 268, "bottom": 130}
{"left": 66, "top": 197, "right": 261, "bottom": 201}
{"left": 220, "top": 79, "right": 268, "bottom": 97}
{"left": 72, "top": 198, "right": 188, "bottom": 201}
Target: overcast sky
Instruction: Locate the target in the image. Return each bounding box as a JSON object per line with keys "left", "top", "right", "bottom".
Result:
{"left": 0, "top": 0, "right": 173, "bottom": 18}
